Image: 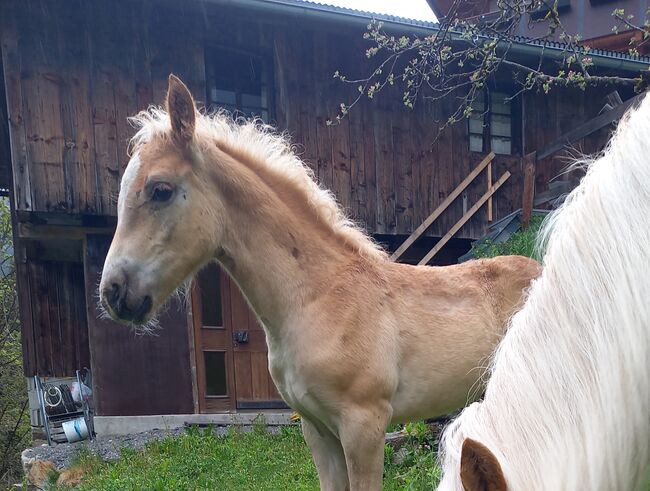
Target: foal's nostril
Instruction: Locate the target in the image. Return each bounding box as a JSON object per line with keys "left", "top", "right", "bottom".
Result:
{"left": 110, "top": 283, "right": 121, "bottom": 305}
{"left": 134, "top": 295, "right": 153, "bottom": 323}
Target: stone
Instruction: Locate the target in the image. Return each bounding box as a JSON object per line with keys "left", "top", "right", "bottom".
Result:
{"left": 25, "top": 460, "right": 57, "bottom": 490}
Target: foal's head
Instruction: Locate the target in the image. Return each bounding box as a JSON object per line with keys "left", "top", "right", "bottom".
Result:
{"left": 99, "top": 75, "right": 219, "bottom": 325}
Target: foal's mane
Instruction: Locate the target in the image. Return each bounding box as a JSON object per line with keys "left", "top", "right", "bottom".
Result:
{"left": 128, "top": 107, "right": 388, "bottom": 261}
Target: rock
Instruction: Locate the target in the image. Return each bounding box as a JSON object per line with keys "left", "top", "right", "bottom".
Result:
{"left": 392, "top": 446, "right": 411, "bottom": 465}
{"left": 385, "top": 429, "right": 408, "bottom": 450}
{"left": 25, "top": 460, "right": 57, "bottom": 490}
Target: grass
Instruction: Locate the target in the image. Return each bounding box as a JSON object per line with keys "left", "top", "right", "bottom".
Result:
{"left": 471, "top": 214, "right": 545, "bottom": 260}
{"left": 52, "top": 423, "right": 441, "bottom": 490}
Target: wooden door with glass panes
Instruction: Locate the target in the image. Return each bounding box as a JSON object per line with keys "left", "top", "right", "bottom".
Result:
{"left": 192, "top": 263, "right": 285, "bottom": 412}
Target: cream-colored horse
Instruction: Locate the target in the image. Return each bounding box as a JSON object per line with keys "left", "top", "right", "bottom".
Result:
{"left": 99, "top": 75, "right": 539, "bottom": 490}
{"left": 438, "top": 96, "right": 650, "bottom": 491}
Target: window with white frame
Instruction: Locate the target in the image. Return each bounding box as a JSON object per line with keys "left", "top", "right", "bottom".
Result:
{"left": 468, "top": 90, "right": 517, "bottom": 155}
{"left": 206, "top": 47, "right": 271, "bottom": 121}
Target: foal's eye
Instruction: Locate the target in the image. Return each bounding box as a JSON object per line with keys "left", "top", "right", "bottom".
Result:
{"left": 150, "top": 183, "right": 174, "bottom": 203}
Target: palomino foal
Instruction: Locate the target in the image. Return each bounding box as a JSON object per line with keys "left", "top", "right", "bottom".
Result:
{"left": 99, "top": 75, "right": 539, "bottom": 490}
{"left": 438, "top": 96, "right": 650, "bottom": 491}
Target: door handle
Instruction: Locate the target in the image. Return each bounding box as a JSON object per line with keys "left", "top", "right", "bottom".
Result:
{"left": 234, "top": 331, "right": 249, "bottom": 344}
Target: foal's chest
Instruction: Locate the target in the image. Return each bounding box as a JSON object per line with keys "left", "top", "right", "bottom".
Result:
{"left": 266, "top": 342, "right": 325, "bottom": 421}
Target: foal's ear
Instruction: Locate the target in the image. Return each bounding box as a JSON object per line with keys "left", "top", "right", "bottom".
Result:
{"left": 460, "top": 438, "right": 507, "bottom": 491}
{"left": 166, "top": 74, "right": 196, "bottom": 145}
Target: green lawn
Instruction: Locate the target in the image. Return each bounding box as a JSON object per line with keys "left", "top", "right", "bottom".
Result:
{"left": 53, "top": 423, "right": 441, "bottom": 490}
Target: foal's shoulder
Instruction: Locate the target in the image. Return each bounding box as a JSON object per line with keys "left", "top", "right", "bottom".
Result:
{"left": 468, "top": 255, "right": 541, "bottom": 289}
{"left": 480, "top": 255, "right": 541, "bottom": 275}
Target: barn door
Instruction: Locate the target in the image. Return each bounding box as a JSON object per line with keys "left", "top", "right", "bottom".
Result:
{"left": 192, "top": 263, "right": 285, "bottom": 412}
{"left": 229, "top": 281, "right": 285, "bottom": 410}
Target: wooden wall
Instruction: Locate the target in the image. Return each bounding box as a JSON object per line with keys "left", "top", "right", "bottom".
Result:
{"left": 0, "top": 0, "right": 614, "bottom": 242}
{"left": 84, "top": 235, "right": 194, "bottom": 416}
{"left": 524, "top": 85, "right": 616, "bottom": 194}
{"left": 17, "top": 250, "right": 90, "bottom": 378}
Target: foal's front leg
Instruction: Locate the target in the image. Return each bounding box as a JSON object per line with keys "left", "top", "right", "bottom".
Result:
{"left": 339, "top": 404, "right": 392, "bottom": 491}
{"left": 302, "top": 417, "right": 350, "bottom": 491}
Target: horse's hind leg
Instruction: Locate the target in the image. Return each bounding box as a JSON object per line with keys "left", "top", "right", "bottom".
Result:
{"left": 339, "top": 404, "right": 392, "bottom": 491}
{"left": 302, "top": 418, "right": 350, "bottom": 491}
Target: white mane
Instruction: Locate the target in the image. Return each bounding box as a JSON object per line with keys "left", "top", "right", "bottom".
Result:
{"left": 438, "top": 94, "right": 650, "bottom": 491}
{"left": 128, "top": 107, "right": 388, "bottom": 261}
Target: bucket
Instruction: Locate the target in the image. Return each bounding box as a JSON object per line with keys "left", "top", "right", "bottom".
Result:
{"left": 62, "top": 417, "right": 89, "bottom": 443}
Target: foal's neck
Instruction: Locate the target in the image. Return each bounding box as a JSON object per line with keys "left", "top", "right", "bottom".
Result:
{"left": 205, "top": 144, "right": 355, "bottom": 335}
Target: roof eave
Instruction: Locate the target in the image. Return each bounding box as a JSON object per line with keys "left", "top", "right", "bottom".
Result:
{"left": 207, "top": 0, "right": 439, "bottom": 33}
{"left": 205, "top": 0, "right": 650, "bottom": 73}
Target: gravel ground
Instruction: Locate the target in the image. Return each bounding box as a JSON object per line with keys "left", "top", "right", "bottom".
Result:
{"left": 22, "top": 425, "right": 272, "bottom": 470}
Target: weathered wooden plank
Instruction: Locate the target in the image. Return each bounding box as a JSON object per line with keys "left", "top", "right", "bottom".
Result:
{"left": 86, "top": 0, "right": 120, "bottom": 216}
{"left": 30, "top": 261, "right": 52, "bottom": 376}
{"left": 55, "top": 0, "right": 95, "bottom": 214}
{"left": 250, "top": 351, "right": 270, "bottom": 400}
{"left": 361, "top": 100, "right": 377, "bottom": 232}
{"left": 71, "top": 262, "right": 90, "bottom": 371}
{"left": 522, "top": 152, "right": 536, "bottom": 228}
{"left": 413, "top": 101, "right": 436, "bottom": 233}
{"left": 313, "top": 30, "right": 333, "bottom": 191}
{"left": 537, "top": 92, "right": 643, "bottom": 161}
{"left": 20, "top": 1, "right": 67, "bottom": 212}
{"left": 431, "top": 102, "right": 453, "bottom": 237}
{"left": 132, "top": 1, "right": 154, "bottom": 112}
{"left": 419, "top": 170, "right": 511, "bottom": 265}
{"left": 233, "top": 351, "right": 253, "bottom": 401}
{"left": 221, "top": 273, "right": 236, "bottom": 409}
{"left": 0, "top": 1, "right": 32, "bottom": 211}
{"left": 15, "top": 241, "right": 36, "bottom": 376}
{"left": 374, "top": 94, "right": 395, "bottom": 234}
{"left": 487, "top": 160, "right": 493, "bottom": 222}
{"left": 277, "top": 29, "right": 300, "bottom": 136}
{"left": 47, "top": 262, "right": 64, "bottom": 376}
{"left": 393, "top": 121, "right": 412, "bottom": 234}
{"left": 327, "top": 31, "right": 352, "bottom": 214}
{"left": 391, "top": 152, "right": 494, "bottom": 261}
{"left": 348, "top": 87, "right": 366, "bottom": 221}
{"left": 110, "top": 1, "right": 139, "bottom": 192}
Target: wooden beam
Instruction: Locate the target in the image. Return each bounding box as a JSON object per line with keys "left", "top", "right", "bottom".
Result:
{"left": 487, "top": 160, "right": 493, "bottom": 222}
{"left": 522, "top": 152, "right": 536, "bottom": 228}
{"left": 536, "top": 93, "right": 644, "bottom": 161}
{"left": 391, "top": 152, "right": 495, "bottom": 261}
{"left": 18, "top": 223, "right": 114, "bottom": 241}
{"left": 606, "top": 91, "right": 623, "bottom": 108}
{"left": 418, "top": 170, "right": 511, "bottom": 266}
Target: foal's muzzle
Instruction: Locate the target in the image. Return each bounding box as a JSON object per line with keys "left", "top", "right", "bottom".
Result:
{"left": 100, "top": 266, "right": 153, "bottom": 324}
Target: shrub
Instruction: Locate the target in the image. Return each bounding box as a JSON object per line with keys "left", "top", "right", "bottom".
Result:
{"left": 471, "top": 215, "right": 545, "bottom": 260}
{"left": 0, "top": 198, "right": 30, "bottom": 487}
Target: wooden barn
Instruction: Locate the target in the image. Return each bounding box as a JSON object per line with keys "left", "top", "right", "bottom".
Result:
{"left": 1, "top": 0, "right": 647, "bottom": 433}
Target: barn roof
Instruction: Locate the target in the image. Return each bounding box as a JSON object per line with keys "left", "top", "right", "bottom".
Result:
{"left": 257, "top": 0, "right": 439, "bottom": 30}
{"left": 238, "top": 0, "right": 650, "bottom": 71}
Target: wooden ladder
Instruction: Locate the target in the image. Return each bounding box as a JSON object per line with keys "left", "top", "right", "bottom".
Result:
{"left": 391, "top": 152, "right": 511, "bottom": 265}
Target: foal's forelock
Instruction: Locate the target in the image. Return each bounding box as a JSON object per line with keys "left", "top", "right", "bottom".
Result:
{"left": 118, "top": 153, "right": 141, "bottom": 212}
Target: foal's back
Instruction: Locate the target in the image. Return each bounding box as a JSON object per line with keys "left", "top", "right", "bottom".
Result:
{"left": 379, "top": 255, "right": 540, "bottom": 421}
